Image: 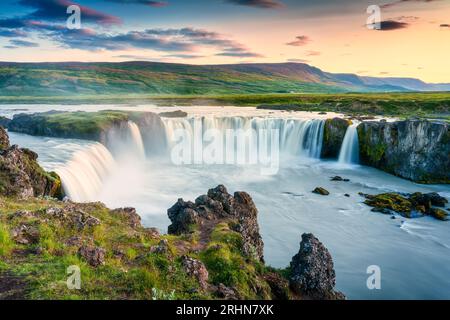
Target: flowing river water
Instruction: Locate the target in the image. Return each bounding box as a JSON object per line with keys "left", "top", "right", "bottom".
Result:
{"left": 2, "top": 104, "right": 450, "bottom": 299}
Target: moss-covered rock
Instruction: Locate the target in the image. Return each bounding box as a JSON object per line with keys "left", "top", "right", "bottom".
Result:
{"left": 321, "top": 118, "right": 351, "bottom": 159}
{"left": 363, "top": 192, "right": 449, "bottom": 221}
{"left": 357, "top": 120, "right": 450, "bottom": 184}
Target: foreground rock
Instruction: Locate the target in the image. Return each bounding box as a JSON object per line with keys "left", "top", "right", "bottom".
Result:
{"left": 362, "top": 192, "right": 448, "bottom": 221}
{"left": 0, "top": 129, "right": 63, "bottom": 199}
{"left": 357, "top": 120, "right": 450, "bottom": 184}
{"left": 168, "top": 185, "right": 264, "bottom": 262}
{"left": 290, "top": 233, "right": 345, "bottom": 300}
{"left": 321, "top": 118, "right": 351, "bottom": 159}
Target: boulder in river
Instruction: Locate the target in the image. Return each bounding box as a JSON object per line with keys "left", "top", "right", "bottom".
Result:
{"left": 312, "top": 187, "right": 330, "bottom": 196}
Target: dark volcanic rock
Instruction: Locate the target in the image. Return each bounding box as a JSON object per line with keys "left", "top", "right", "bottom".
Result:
{"left": 289, "top": 233, "right": 345, "bottom": 300}
{"left": 429, "top": 208, "right": 449, "bottom": 221}
{"left": 167, "top": 199, "right": 199, "bottom": 235}
{"left": 321, "top": 118, "right": 351, "bottom": 159}
{"left": 312, "top": 187, "right": 330, "bottom": 196}
{"left": 167, "top": 185, "right": 264, "bottom": 262}
{"left": 357, "top": 120, "right": 450, "bottom": 183}
{"left": 232, "top": 191, "right": 264, "bottom": 262}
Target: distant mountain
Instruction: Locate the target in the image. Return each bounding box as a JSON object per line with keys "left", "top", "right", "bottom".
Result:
{"left": 0, "top": 61, "right": 448, "bottom": 96}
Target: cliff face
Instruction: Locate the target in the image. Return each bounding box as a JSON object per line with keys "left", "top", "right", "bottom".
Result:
{"left": 321, "top": 118, "right": 351, "bottom": 159}
{"left": 357, "top": 120, "right": 450, "bottom": 183}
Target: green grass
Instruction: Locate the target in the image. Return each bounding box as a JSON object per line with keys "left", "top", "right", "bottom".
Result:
{"left": 0, "top": 197, "right": 279, "bottom": 300}
{"left": 1, "top": 92, "right": 449, "bottom": 119}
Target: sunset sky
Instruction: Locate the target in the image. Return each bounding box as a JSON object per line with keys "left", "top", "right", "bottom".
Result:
{"left": 0, "top": 0, "right": 449, "bottom": 82}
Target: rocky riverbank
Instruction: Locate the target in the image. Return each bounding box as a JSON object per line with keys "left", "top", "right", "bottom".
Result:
{"left": 0, "top": 128, "right": 344, "bottom": 300}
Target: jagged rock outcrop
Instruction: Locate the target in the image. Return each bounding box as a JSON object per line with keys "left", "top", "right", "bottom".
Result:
{"left": 167, "top": 185, "right": 264, "bottom": 262}
{"left": 0, "top": 142, "right": 63, "bottom": 199}
{"left": 357, "top": 120, "right": 450, "bottom": 183}
{"left": 321, "top": 118, "right": 351, "bottom": 159}
{"left": 289, "top": 233, "right": 345, "bottom": 300}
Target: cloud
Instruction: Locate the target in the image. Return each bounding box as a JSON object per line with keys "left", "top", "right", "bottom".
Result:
{"left": 440, "top": 24, "right": 450, "bottom": 28}
{"left": 33, "top": 25, "right": 262, "bottom": 58}
{"left": 224, "top": 0, "right": 284, "bottom": 9}
{"left": 16, "top": 0, "right": 121, "bottom": 25}
{"left": 0, "top": 29, "right": 27, "bottom": 38}
{"left": 286, "top": 35, "right": 311, "bottom": 46}
{"left": 8, "top": 39, "right": 39, "bottom": 48}
{"left": 368, "top": 20, "right": 409, "bottom": 30}
{"left": 106, "top": 0, "right": 168, "bottom": 7}
{"left": 306, "top": 50, "right": 321, "bottom": 56}
{"left": 164, "top": 54, "right": 204, "bottom": 59}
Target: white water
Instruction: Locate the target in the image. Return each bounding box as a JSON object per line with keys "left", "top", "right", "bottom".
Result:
{"left": 4, "top": 105, "right": 450, "bottom": 300}
{"left": 127, "top": 121, "right": 146, "bottom": 159}
{"left": 338, "top": 124, "right": 360, "bottom": 165}
{"left": 163, "top": 117, "right": 325, "bottom": 159}
{"left": 56, "top": 143, "right": 117, "bottom": 202}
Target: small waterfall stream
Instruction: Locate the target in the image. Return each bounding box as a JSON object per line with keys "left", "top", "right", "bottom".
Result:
{"left": 338, "top": 124, "right": 360, "bottom": 165}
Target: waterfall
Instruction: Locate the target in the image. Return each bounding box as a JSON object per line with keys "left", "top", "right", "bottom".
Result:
{"left": 56, "top": 143, "right": 117, "bottom": 202}
{"left": 127, "top": 121, "right": 146, "bottom": 159}
{"left": 58, "top": 116, "right": 326, "bottom": 202}
{"left": 162, "top": 117, "right": 325, "bottom": 159}
{"left": 338, "top": 124, "right": 360, "bottom": 165}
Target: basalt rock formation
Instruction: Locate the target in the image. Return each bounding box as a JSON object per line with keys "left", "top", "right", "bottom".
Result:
{"left": 357, "top": 120, "right": 450, "bottom": 184}
{"left": 168, "top": 185, "right": 264, "bottom": 262}
{"left": 290, "top": 233, "right": 345, "bottom": 300}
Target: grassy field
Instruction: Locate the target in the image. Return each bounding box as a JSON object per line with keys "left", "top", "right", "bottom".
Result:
{"left": 1, "top": 92, "right": 449, "bottom": 119}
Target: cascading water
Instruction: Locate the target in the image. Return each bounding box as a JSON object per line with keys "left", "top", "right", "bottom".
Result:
{"left": 338, "top": 124, "right": 360, "bottom": 165}
{"left": 162, "top": 117, "right": 325, "bottom": 159}
{"left": 58, "top": 116, "right": 326, "bottom": 202}
{"left": 56, "top": 143, "right": 117, "bottom": 202}
{"left": 127, "top": 121, "right": 146, "bottom": 159}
